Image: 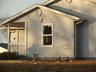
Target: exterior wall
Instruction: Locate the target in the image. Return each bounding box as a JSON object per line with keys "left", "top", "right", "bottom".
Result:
{"left": 13, "top": 7, "right": 75, "bottom": 58}
{"left": 1, "top": 0, "right": 96, "bottom": 58}
{"left": 48, "top": 0, "right": 96, "bottom": 58}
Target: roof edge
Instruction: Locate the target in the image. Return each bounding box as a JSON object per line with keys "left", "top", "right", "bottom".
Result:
{"left": 1, "top": 3, "right": 82, "bottom": 25}
{"left": 0, "top": 0, "right": 60, "bottom": 25}
{"left": 43, "top": 0, "right": 61, "bottom": 6}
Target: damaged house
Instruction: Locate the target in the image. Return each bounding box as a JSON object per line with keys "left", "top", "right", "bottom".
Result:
{"left": 0, "top": 0, "right": 96, "bottom": 59}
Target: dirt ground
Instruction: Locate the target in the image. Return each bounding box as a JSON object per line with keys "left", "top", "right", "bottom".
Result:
{"left": 0, "top": 60, "right": 96, "bottom": 72}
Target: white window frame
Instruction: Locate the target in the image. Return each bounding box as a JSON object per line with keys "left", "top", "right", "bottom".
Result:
{"left": 41, "top": 23, "right": 53, "bottom": 47}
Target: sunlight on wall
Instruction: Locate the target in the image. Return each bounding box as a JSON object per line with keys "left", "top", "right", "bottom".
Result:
{"left": 28, "top": 32, "right": 34, "bottom": 48}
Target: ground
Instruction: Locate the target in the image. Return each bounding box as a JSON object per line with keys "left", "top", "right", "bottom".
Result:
{"left": 0, "top": 60, "right": 96, "bottom": 72}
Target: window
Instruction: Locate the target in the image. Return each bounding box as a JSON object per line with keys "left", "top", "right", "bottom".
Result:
{"left": 43, "top": 36, "right": 52, "bottom": 45}
{"left": 43, "top": 25, "right": 52, "bottom": 34}
{"left": 42, "top": 23, "right": 53, "bottom": 47}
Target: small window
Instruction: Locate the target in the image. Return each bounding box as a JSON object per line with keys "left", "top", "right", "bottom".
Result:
{"left": 43, "top": 25, "right": 52, "bottom": 34}
{"left": 43, "top": 36, "right": 52, "bottom": 45}
{"left": 42, "top": 24, "right": 53, "bottom": 47}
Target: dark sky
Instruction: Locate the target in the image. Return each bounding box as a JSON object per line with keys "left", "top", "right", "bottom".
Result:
{"left": 0, "top": 0, "right": 45, "bottom": 18}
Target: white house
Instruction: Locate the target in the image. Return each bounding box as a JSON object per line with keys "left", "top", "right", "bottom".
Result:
{"left": 0, "top": 0, "right": 96, "bottom": 59}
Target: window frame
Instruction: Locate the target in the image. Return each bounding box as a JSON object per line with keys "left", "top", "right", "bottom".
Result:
{"left": 41, "top": 23, "right": 53, "bottom": 47}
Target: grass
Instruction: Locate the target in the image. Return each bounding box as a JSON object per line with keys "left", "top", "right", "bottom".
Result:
{"left": 0, "top": 60, "right": 96, "bottom": 72}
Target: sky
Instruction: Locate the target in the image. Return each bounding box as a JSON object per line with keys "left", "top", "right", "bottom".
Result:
{"left": 0, "top": 0, "right": 46, "bottom": 18}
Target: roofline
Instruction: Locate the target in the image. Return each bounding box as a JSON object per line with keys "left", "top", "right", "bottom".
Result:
{"left": 40, "top": 5, "right": 80, "bottom": 20}
{"left": 43, "top": 0, "right": 61, "bottom": 6}
{"left": 0, "top": 0, "right": 60, "bottom": 25}
{"left": 1, "top": 4, "right": 81, "bottom": 25}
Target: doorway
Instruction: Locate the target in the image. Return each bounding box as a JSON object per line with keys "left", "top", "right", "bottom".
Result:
{"left": 8, "top": 22, "right": 27, "bottom": 55}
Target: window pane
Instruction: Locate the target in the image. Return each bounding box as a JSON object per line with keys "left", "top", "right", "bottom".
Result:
{"left": 43, "top": 25, "right": 52, "bottom": 34}
{"left": 43, "top": 36, "right": 52, "bottom": 45}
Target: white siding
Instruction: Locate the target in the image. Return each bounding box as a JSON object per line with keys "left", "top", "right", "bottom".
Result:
{"left": 14, "top": 7, "right": 75, "bottom": 58}
{"left": 49, "top": 0, "right": 96, "bottom": 58}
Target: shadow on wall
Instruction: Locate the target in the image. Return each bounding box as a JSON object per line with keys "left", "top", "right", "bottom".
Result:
{"left": 27, "top": 44, "right": 42, "bottom": 57}
{"left": 76, "top": 20, "right": 89, "bottom": 58}
{"left": 49, "top": 5, "right": 96, "bottom": 21}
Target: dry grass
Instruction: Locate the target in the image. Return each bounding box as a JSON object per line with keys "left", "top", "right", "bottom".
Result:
{"left": 0, "top": 60, "right": 96, "bottom": 72}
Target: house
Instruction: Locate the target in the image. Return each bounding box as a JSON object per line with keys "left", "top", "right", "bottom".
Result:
{"left": 0, "top": 0, "right": 96, "bottom": 59}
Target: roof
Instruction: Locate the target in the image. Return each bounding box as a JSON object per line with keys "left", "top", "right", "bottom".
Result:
{"left": 0, "top": 0, "right": 82, "bottom": 25}
{"left": 43, "top": 0, "right": 61, "bottom": 6}
{"left": 0, "top": 17, "right": 11, "bottom": 23}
